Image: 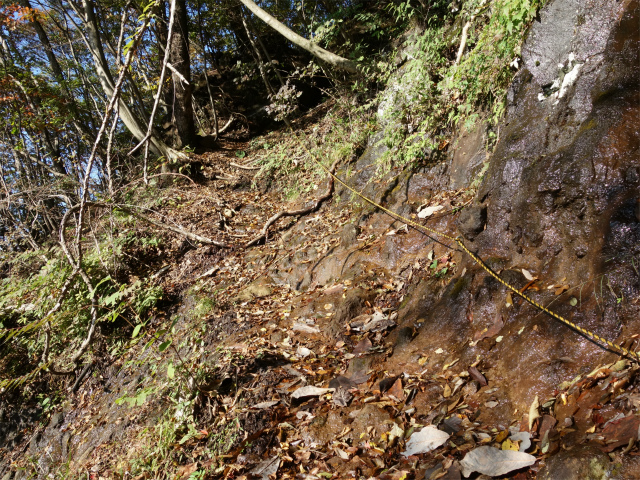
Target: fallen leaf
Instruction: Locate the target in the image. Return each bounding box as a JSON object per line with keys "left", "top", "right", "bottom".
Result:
{"left": 323, "top": 284, "right": 344, "bottom": 295}
{"left": 388, "top": 378, "right": 405, "bottom": 402}
{"left": 522, "top": 269, "right": 535, "bottom": 281}
{"left": 538, "top": 415, "right": 557, "bottom": 439}
{"left": 509, "top": 431, "right": 531, "bottom": 452}
{"left": 177, "top": 463, "right": 198, "bottom": 479}
{"left": 388, "top": 423, "right": 404, "bottom": 443}
{"left": 335, "top": 448, "right": 350, "bottom": 460}
{"left": 402, "top": 425, "right": 450, "bottom": 457}
{"left": 332, "top": 387, "right": 353, "bottom": 407}
{"left": 443, "top": 384, "right": 452, "bottom": 398}
{"left": 380, "top": 376, "right": 400, "bottom": 393}
{"left": 296, "top": 346, "right": 313, "bottom": 358}
{"left": 601, "top": 415, "right": 640, "bottom": 452}
{"left": 249, "top": 457, "right": 280, "bottom": 480}
{"left": 502, "top": 438, "right": 519, "bottom": 451}
{"left": 460, "top": 446, "right": 536, "bottom": 477}
{"left": 361, "top": 310, "right": 395, "bottom": 332}
{"left": 250, "top": 400, "right": 279, "bottom": 410}
{"left": 528, "top": 396, "right": 540, "bottom": 431}
{"left": 442, "top": 416, "right": 463, "bottom": 434}
{"left": 291, "top": 386, "right": 332, "bottom": 399}
{"left": 292, "top": 322, "right": 320, "bottom": 334}
{"left": 329, "top": 376, "right": 357, "bottom": 390}
{"left": 418, "top": 205, "right": 444, "bottom": 218}
{"left": 554, "top": 284, "right": 569, "bottom": 295}
{"left": 353, "top": 337, "right": 372, "bottom": 354}
{"left": 468, "top": 366, "right": 488, "bottom": 386}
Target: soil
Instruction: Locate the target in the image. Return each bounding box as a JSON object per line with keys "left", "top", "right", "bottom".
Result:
{"left": 1, "top": 0, "right": 639, "bottom": 479}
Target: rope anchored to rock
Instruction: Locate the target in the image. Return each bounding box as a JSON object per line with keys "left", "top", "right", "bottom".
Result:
{"left": 284, "top": 123, "right": 640, "bottom": 364}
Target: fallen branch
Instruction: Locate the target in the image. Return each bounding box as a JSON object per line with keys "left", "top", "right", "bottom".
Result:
{"left": 246, "top": 158, "right": 339, "bottom": 247}
{"left": 455, "top": 16, "right": 475, "bottom": 66}
{"left": 230, "top": 161, "right": 260, "bottom": 171}
{"left": 218, "top": 115, "right": 235, "bottom": 134}
{"left": 119, "top": 205, "right": 229, "bottom": 248}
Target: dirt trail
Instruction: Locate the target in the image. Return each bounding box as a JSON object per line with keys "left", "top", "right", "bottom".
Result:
{"left": 3, "top": 0, "right": 640, "bottom": 478}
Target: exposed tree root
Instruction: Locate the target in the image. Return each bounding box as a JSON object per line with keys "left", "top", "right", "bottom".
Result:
{"left": 246, "top": 158, "right": 339, "bottom": 247}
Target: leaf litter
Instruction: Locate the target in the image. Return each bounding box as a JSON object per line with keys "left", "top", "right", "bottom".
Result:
{"left": 20, "top": 127, "right": 640, "bottom": 480}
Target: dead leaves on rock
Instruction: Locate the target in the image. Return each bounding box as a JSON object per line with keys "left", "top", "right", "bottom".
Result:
{"left": 459, "top": 446, "right": 536, "bottom": 477}
{"left": 402, "top": 426, "right": 450, "bottom": 457}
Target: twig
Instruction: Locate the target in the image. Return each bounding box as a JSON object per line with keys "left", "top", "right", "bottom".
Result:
{"left": 71, "top": 361, "right": 94, "bottom": 392}
{"left": 127, "top": 132, "right": 152, "bottom": 156}
{"left": 166, "top": 62, "right": 189, "bottom": 85}
{"left": 119, "top": 205, "right": 229, "bottom": 248}
{"left": 218, "top": 115, "right": 235, "bottom": 134}
{"left": 143, "top": 0, "right": 177, "bottom": 184}
{"left": 246, "top": 158, "right": 339, "bottom": 247}
{"left": 230, "top": 162, "right": 260, "bottom": 171}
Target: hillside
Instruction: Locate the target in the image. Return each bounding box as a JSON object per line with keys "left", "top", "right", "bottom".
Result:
{"left": 1, "top": 0, "right": 639, "bottom": 479}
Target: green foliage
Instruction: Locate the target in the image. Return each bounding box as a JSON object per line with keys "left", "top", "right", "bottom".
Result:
{"left": 370, "top": 0, "right": 547, "bottom": 172}
{"left": 116, "top": 386, "right": 156, "bottom": 407}
{"left": 251, "top": 101, "right": 375, "bottom": 199}
{"left": 0, "top": 230, "right": 163, "bottom": 390}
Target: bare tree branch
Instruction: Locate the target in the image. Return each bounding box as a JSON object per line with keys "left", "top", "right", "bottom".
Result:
{"left": 246, "top": 158, "right": 340, "bottom": 247}
{"left": 238, "top": 0, "right": 358, "bottom": 73}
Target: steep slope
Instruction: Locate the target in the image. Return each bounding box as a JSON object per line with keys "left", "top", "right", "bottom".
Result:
{"left": 2, "top": 0, "right": 639, "bottom": 479}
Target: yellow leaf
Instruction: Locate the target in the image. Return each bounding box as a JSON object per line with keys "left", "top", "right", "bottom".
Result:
{"left": 502, "top": 438, "right": 519, "bottom": 451}
{"left": 528, "top": 396, "right": 540, "bottom": 431}
{"left": 443, "top": 384, "right": 452, "bottom": 398}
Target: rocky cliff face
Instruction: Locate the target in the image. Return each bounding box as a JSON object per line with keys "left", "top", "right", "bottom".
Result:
{"left": 394, "top": 0, "right": 639, "bottom": 427}
{"left": 2, "top": 0, "right": 639, "bottom": 478}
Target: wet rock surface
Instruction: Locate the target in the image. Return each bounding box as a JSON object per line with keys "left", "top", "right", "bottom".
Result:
{"left": 456, "top": 205, "right": 487, "bottom": 240}
{"left": 2, "top": 0, "right": 639, "bottom": 478}
{"left": 537, "top": 445, "right": 610, "bottom": 480}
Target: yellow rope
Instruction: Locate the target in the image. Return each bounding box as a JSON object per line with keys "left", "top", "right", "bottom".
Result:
{"left": 287, "top": 125, "right": 640, "bottom": 363}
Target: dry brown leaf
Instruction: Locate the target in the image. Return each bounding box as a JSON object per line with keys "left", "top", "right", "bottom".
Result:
{"left": 468, "top": 366, "right": 488, "bottom": 386}
{"left": 443, "top": 384, "right": 452, "bottom": 398}
{"left": 388, "top": 378, "right": 405, "bottom": 402}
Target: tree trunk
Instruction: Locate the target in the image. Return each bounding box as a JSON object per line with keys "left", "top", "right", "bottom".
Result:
{"left": 81, "top": 0, "right": 184, "bottom": 162}
{"left": 241, "top": 12, "right": 275, "bottom": 96}
{"left": 169, "top": 0, "right": 196, "bottom": 148}
{"left": 238, "top": 0, "right": 358, "bottom": 73}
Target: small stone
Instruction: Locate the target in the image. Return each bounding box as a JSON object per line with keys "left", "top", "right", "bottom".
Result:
{"left": 340, "top": 223, "right": 359, "bottom": 247}
{"left": 456, "top": 206, "right": 487, "bottom": 241}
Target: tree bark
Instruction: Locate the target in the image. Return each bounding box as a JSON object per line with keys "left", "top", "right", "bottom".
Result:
{"left": 81, "top": 0, "right": 184, "bottom": 162}
{"left": 238, "top": 0, "right": 358, "bottom": 73}
{"left": 169, "top": 0, "right": 196, "bottom": 148}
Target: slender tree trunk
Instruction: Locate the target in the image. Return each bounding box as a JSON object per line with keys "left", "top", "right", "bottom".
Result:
{"left": 241, "top": 12, "right": 275, "bottom": 96}
{"left": 169, "top": 0, "right": 196, "bottom": 148}
{"left": 238, "top": 0, "right": 358, "bottom": 73}
{"left": 196, "top": 0, "right": 218, "bottom": 138}
{"left": 81, "top": 0, "right": 183, "bottom": 162}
